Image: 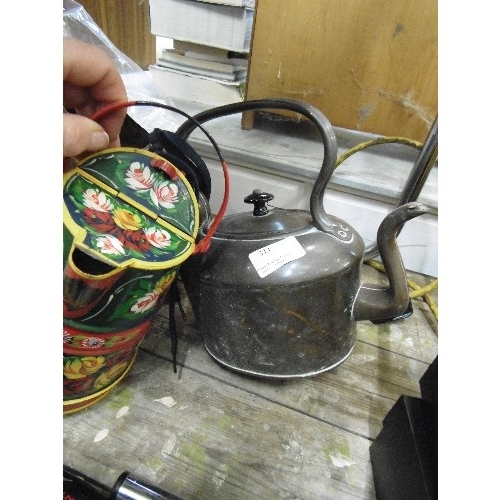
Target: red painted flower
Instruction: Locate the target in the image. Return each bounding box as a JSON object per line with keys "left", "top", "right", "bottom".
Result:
{"left": 131, "top": 291, "right": 160, "bottom": 314}
{"left": 125, "top": 162, "right": 155, "bottom": 191}
{"left": 144, "top": 227, "right": 172, "bottom": 249}
{"left": 83, "top": 208, "right": 117, "bottom": 233}
{"left": 63, "top": 374, "right": 94, "bottom": 396}
{"left": 82, "top": 188, "right": 114, "bottom": 212}
{"left": 122, "top": 229, "right": 152, "bottom": 253}
{"left": 63, "top": 330, "right": 72, "bottom": 344}
{"left": 151, "top": 180, "right": 179, "bottom": 209}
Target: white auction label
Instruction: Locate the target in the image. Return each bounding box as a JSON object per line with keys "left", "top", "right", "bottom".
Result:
{"left": 249, "top": 236, "right": 306, "bottom": 278}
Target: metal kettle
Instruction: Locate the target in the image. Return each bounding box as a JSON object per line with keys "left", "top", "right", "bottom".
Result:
{"left": 177, "top": 99, "right": 429, "bottom": 378}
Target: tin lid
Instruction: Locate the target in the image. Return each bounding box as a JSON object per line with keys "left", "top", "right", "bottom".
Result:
{"left": 63, "top": 148, "right": 199, "bottom": 270}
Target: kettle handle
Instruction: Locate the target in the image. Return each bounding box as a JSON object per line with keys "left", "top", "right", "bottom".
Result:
{"left": 175, "top": 99, "right": 340, "bottom": 236}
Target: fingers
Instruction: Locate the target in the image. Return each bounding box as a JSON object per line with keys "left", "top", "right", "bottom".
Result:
{"left": 63, "top": 37, "right": 128, "bottom": 155}
{"left": 63, "top": 113, "right": 110, "bottom": 158}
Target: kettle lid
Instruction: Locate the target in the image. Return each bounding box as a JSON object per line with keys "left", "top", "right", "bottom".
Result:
{"left": 213, "top": 190, "right": 312, "bottom": 239}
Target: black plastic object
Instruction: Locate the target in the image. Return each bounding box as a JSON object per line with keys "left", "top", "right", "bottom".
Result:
{"left": 119, "top": 115, "right": 212, "bottom": 202}
{"left": 244, "top": 189, "right": 274, "bottom": 216}
{"left": 148, "top": 128, "right": 212, "bottom": 201}
{"left": 370, "top": 356, "right": 438, "bottom": 500}
{"left": 113, "top": 472, "right": 182, "bottom": 499}
{"left": 119, "top": 114, "right": 151, "bottom": 149}
{"left": 63, "top": 465, "right": 183, "bottom": 500}
{"left": 64, "top": 465, "right": 112, "bottom": 499}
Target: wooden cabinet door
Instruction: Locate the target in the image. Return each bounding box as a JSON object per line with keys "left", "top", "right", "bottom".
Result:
{"left": 77, "top": 0, "right": 156, "bottom": 70}
{"left": 244, "top": 0, "right": 437, "bottom": 142}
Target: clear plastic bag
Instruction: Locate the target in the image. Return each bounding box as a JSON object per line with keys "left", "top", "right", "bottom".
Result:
{"left": 63, "top": 0, "right": 184, "bottom": 131}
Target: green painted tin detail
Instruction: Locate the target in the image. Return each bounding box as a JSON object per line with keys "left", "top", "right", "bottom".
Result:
{"left": 63, "top": 149, "right": 198, "bottom": 266}
{"left": 79, "top": 150, "right": 197, "bottom": 235}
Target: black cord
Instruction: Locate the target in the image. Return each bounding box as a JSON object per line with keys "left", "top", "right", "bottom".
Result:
{"left": 131, "top": 101, "right": 226, "bottom": 169}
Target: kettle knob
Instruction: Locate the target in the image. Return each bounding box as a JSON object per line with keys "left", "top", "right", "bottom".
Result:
{"left": 244, "top": 189, "right": 274, "bottom": 216}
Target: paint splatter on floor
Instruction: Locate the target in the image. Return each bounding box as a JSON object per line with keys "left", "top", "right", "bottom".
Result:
{"left": 161, "top": 432, "right": 177, "bottom": 458}
{"left": 212, "top": 464, "right": 228, "bottom": 488}
{"left": 116, "top": 406, "right": 129, "bottom": 418}
{"left": 329, "top": 452, "right": 356, "bottom": 469}
{"left": 154, "top": 396, "right": 177, "bottom": 408}
{"left": 94, "top": 428, "right": 109, "bottom": 443}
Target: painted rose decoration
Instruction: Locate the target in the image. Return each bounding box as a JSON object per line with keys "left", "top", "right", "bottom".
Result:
{"left": 144, "top": 227, "right": 172, "bottom": 248}
{"left": 125, "top": 161, "right": 179, "bottom": 208}
{"left": 63, "top": 150, "right": 196, "bottom": 325}
{"left": 64, "top": 152, "right": 196, "bottom": 264}
{"left": 79, "top": 187, "right": 168, "bottom": 258}
{"left": 125, "top": 162, "right": 156, "bottom": 191}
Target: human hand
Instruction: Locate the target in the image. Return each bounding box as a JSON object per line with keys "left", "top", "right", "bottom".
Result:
{"left": 63, "top": 37, "right": 127, "bottom": 164}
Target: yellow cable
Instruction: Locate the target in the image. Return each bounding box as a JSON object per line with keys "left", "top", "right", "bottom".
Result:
{"left": 338, "top": 137, "right": 438, "bottom": 323}
{"left": 336, "top": 136, "right": 423, "bottom": 167}
{"left": 364, "top": 259, "right": 385, "bottom": 273}
{"left": 364, "top": 259, "right": 438, "bottom": 322}
{"left": 408, "top": 279, "right": 438, "bottom": 298}
{"left": 408, "top": 279, "right": 439, "bottom": 321}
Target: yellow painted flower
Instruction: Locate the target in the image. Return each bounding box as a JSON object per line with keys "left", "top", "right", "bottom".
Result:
{"left": 113, "top": 208, "right": 142, "bottom": 230}
{"left": 154, "top": 272, "right": 176, "bottom": 294}
{"left": 64, "top": 356, "right": 106, "bottom": 380}
{"left": 94, "top": 361, "right": 129, "bottom": 390}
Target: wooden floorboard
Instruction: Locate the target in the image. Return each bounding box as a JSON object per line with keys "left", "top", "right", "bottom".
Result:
{"left": 63, "top": 265, "right": 438, "bottom": 499}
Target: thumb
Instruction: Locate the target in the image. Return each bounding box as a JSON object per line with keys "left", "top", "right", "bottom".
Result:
{"left": 63, "top": 113, "right": 110, "bottom": 158}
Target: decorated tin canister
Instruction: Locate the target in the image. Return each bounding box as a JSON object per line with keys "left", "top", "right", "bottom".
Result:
{"left": 63, "top": 147, "right": 198, "bottom": 327}
{"left": 63, "top": 320, "right": 151, "bottom": 414}
{"left": 63, "top": 147, "right": 199, "bottom": 412}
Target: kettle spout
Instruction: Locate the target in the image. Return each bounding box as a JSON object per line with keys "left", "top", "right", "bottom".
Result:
{"left": 352, "top": 202, "right": 429, "bottom": 322}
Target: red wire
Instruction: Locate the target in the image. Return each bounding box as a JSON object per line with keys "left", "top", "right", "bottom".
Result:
{"left": 91, "top": 100, "right": 137, "bottom": 121}
{"left": 91, "top": 99, "right": 229, "bottom": 254}
{"left": 193, "top": 159, "right": 230, "bottom": 254}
